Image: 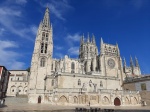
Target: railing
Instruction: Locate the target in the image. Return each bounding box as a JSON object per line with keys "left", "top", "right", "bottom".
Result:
{"left": 54, "top": 88, "right": 81, "bottom": 93}
{"left": 98, "top": 89, "right": 138, "bottom": 95}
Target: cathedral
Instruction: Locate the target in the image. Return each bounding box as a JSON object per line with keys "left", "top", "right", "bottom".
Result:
{"left": 28, "top": 7, "right": 142, "bottom": 106}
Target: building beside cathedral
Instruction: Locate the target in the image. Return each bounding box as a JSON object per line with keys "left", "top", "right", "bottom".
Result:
{"left": 28, "top": 7, "right": 142, "bottom": 106}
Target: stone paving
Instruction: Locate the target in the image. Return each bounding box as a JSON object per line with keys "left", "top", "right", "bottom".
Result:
{"left": 1, "top": 103, "right": 150, "bottom": 112}
{"left": 0, "top": 97, "right": 150, "bottom": 112}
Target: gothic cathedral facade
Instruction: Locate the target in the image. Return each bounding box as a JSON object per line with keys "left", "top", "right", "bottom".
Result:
{"left": 28, "top": 7, "right": 142, "bottom": 106}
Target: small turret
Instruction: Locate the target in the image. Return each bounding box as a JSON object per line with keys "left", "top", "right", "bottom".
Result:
{"left": 116, "top": 43, "right": 120, "bottom": 56}
{"left": 135, "top": 56, "right": 139, "bottom": 67}
{"left": 100, "top": 37, "right": 104, "bottom": 54}
{"left": 123, "top": 57, "right": 126, "bottom": 67}
{"left": 87, "top": 33, "right": 90, "bottom": 43}
{"left": 80, "top": 35, "right": 84, "bottom": 45}
{"left": 130, "top": 56, "right": 134, "bottom": 68}
{"left": 92, "top": 34, "right": 95, "bottom": 44}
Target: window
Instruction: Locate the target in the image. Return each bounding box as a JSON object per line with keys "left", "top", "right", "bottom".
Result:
{"left": 18, "top": 77, "right": 19, "bottom": 80}
{"left": 71, "top": 62, "right": 75, "bottom": 73}
{"left": 90, "top": 47, "right": 92, "bottom": 51}
{"left": 19, "top": 90, "right": 21, "bottom": 92}
{"left": 41, "top": 43, "right": 44, "bottom": 53}
{"left": 89, "top": 80, "right": 92, "bottom": 86}
{"left": 52, "top": 80, "right": 54, "bottom": 86}
{"left": 12, "top": 90, "right": 14, "bottom": 92}
{"left": 40, "top": 58, "right": 45, "bottom": 67}
{"left": 45, "top": 43, "right": 47, "bottom": 53}
{"left": 11, "top": 78, "right": 13, "bottom": 81}
{"left": 46, "top": 33, "right": 48, "bottom": 37}
{"left": 42, "top": 32, "right": 45, "bottom": 37}
{"left": 100, "top": 81, "right": 103, "bottom": 87}
{"left": 141, "top": 83, "right": 146, "bottom": 90}
{"left": 46, "top": 38, "right": 48, "bottom": 41}
{"left": 42, "top": 36, "right": 45, "bottom": 41}
{"left": 78, "top": 79, "right": 81, "bottom": 85}
{"left": 51, "top": 64, "right": 53, "bottom": 70}
{"left": 71, "top": 62, "right": 75, "bottom": 69}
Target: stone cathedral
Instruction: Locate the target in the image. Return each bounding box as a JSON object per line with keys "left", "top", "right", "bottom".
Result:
{"left": 28, "top": 7, "right": 142, "bottom": 106}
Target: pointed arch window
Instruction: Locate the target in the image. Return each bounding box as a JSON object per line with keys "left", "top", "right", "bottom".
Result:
{"left": 46, "top": 33, "right": 48, "bottom": 37}
{"left": 90, "top": 47, "right": 92, "bottom": 51}
{"left": 52, "top": 79, "right": 54, "bottom": 86}
{"left": 40, "top": 58, "right": 45, "bottom": 67}
{"left": 42, "top": 32, "right": 45, "bottom": 37}
{"left": 41, "top": 43, "right": 44, "bottom": 53}
{"left": 71, "top": 62, "right": 75, "bottom": 73}
{"left": 89, "top": 80, "right": 92, "bottom": 87}
{"left": 100, "top": 81, "right": 103, "bottom": 87}
{"left": 45, "top": 43, "right": 48, "bottom": 53}
{"left": 42, "top": 32, "right": 45, "bottom": 41}
{"left": 78, "top": 79, "right": 81, "bottom": 86}
{"left": 51, "top": 63, "right": 53, "bottom": 70}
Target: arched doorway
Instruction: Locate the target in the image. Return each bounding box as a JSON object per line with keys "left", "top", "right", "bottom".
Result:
{"left": 73, "top": 96, "right": 78, "bottom": 104}
{"left": 38, "top": 96, "right": 41, "bottom": 103}
{"left": 114, "top": 97, "right": 121, "bottom": 106}
{"left": 58, "top": 96, "right": 68, "bottom": 105}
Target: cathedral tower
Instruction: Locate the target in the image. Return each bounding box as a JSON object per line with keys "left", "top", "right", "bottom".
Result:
{"left": 79, "top": 34, "right": 98, "bottom": 73}
{"left": 28, "top": 7, "right": 53, "bottom": 103}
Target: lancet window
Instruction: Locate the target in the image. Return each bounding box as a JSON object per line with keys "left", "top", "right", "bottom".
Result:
{"left": 40, "top": 58, "right": 45, "bottom": 67}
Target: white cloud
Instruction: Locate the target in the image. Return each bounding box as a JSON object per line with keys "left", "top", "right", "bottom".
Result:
{"left": 15, "top": 0, "right": 27, "bottom": 5}
{"left": 39, "top": 0, "right": 73, "bottom": 21}
{"left": 54, "top": 52, "right": 64, "bottom": 58}
{"left": 0, "top": 7, "right": 21, "bottom": 17}
{"left": 68, "top": 47, "right": 79, "bottom": 56}
{"left": 0, "top": 40, "right": 25, "bottom": 70}
{"left": 66, "top": 33, "right": 81, "bottom": 42}
{"left": 54, "top": 45, "right": 63, "bottom": 50}
{"left": 30, "top": 25, "right": 38, "bottom": 35}
{"left": 0, "top": 28, "right": 5, "bottom": 36}
{"left": 0, "top": 1, "right": 36, "bottom": 41}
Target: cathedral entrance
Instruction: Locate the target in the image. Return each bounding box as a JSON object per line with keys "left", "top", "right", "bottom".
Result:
{"left": 38, "top": 96, "right": 41, "bottom": 103}
{"left": 114, "top": 98, "right": 121, "bottom": 106}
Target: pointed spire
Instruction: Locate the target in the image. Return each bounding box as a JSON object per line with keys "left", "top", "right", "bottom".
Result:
{"left": 135, "top": 56, "right": 139, "bottom": 67}
{"left": 130, "top": 56, "right": 134, "bottom": 67}
{"left": 43, "top": 7, "right": 50, "bottom": 29}
{"left": 92, "top": 34, "right": 95, "bottom": 44}
{"left": 83, "top": 33, "right": 84, "bottom": 42}
{"left": 123, "top": 57, "right": 126, "bottom": 67}
{"left": 100, "top": 37, "right": 104, "bottom": 54}
{"left": 80, "top": 35, "right": 83, "bottom": 45}
{"left": 101, "top": 37, "right": 103, "bottom": 45}
{"left": 116, "top": 43, "right": 120, "bottom": 56}
{"left": 87, "top": 32, "right": 90, "bottom": 43}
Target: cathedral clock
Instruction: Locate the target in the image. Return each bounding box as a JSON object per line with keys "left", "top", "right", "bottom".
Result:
{"left": 107, "top": 58, "right": 115, "bottom": 68}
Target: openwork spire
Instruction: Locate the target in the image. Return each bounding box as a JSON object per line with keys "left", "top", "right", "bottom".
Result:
{"left": 43, "top": 7, "right": 50, "bottom": 29}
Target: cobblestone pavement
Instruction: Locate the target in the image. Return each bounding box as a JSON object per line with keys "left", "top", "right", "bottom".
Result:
{"left": 0, "top": 103, "right": 150, "bottom": 112}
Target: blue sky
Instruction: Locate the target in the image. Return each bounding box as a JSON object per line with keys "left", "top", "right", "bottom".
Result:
{"left": 0, "top": 0, "right": 150, "bottom": 74}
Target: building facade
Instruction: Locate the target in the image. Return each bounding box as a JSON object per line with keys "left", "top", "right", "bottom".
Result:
{"left": 123, "top": 75, "right": 150, "bottom": 105}
{"left": 0, "top": 66, "right": 10, "bottom": 106}
{"left": 28, "top": 7, "right": 142, "bottom": 106}
{"left": 7, "top": 70, "right": 29, "bottom": 96}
